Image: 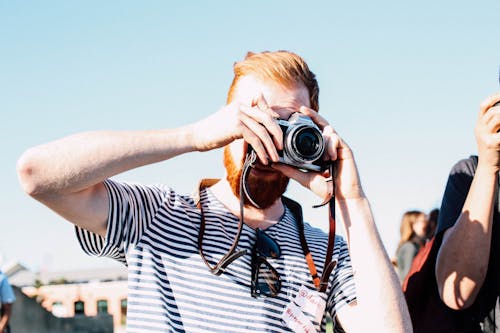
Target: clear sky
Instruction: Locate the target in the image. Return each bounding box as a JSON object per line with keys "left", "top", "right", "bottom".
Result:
{"left": 1, "top": 1, "right": 499, "bottom": 272}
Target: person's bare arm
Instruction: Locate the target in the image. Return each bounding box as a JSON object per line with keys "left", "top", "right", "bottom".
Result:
{"left": 17, "top": 128, "right": 198, "bottom": 236}
{"left": 17, "top": 100, "right": 282, "bottom": 236}
{"left": 436, "top": 93, "right": 500, "bottom": 309}
{"left": 0, "top": 303, "right": 12, "bottom": 332}
{"left": 334, "top": 198, "right": 412, "bottom": 333}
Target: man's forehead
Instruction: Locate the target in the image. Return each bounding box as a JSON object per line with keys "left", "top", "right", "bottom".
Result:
{"left": 233, "top": 75, "right": 310, "bottom": 109}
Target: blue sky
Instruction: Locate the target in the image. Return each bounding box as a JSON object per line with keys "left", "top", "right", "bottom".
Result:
{"left": 1, "top": 1, "right": 499, "bottom": 272}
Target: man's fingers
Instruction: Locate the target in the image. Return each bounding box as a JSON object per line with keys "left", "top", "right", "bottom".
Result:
{"left": 240, "top": 104, "right": 283, "bottom": 150}
{"left": 252, "top": 94, "right": 280, "bottom": 118}
{"left": 480, "top": 104, "right": 500, "bottom": 133}
{"left": 479, "top": 93, "right": 500, "bottom": 115}
{"left": 299, "top": 106, "right": 329, "bottom": 129}
{"left": 485, "top": 109, "right": 500, "bottom": 133}
{"left": 271, "top": 164, "right": 332, "bottom": 199}
{"left": 321, "top": 126, "right": 339, "bottom": 161}
{"left": 240, "top": 114, "right": 279, "bottom": 162}
{"left": 256, "top": 94, "right": 274, "bottom": 114}
{"left": 241, "top": 126, "right": 269, "bottom": 164}
{"left": 271, "top": 164, "right": 308, "bottom": 186}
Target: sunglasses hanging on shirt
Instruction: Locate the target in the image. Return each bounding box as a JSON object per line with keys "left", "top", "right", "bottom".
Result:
{"left": 251, "top": 228, "right": 282, "bottom": 297}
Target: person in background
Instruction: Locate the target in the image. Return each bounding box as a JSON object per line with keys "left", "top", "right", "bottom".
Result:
{"left": 435, "top": 93, "right": 500, "bottom": 332}
{"left": 0, "top": 270, "right": 15, "bottom": 333}
{"left": 395, "top": 210, "right": 429, "bottom": 283}
{"left": 427, "top": 208, "right": 439, "bottom": 239}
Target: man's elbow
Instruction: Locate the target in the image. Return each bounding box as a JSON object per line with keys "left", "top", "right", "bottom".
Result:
{"left": 437, "top": 274, "right": 480, "bottom": 310}
{"left": 17, "top": 148, "right": 48, "bottom": 198}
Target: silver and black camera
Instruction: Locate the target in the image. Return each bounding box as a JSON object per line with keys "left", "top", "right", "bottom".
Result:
{"left": 276, "top": 113, "right": 328, "bottom": 172}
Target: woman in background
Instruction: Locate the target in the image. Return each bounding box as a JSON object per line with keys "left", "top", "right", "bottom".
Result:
{"left": 395, "top": 210, "right": 430, "bottom": 283}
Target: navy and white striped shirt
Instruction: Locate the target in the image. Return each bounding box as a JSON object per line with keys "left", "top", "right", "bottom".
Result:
{"left": 76, "top": 179, "right": 356, "bottom": 332}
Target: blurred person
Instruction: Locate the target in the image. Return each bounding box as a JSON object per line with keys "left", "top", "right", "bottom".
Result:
{"left": 427, "top": 208, "right": 439, "bottom": 239}
{"left": 436, "top": 94, "right": 500, "bottom": 332}
{"left": 0, "top": 270, "right": 15, "bottom": 333}
{"left": 395, "top": 210, "right": 429, "bottom": 283}
{"left": 17, "top": 50, "right": 411, "bottom": 332}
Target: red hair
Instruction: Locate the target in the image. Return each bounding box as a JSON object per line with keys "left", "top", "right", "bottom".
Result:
{"left": 226, "top": 51, "right": 319, "bottom": 111}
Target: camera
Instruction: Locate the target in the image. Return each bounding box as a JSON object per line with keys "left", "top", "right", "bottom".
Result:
{"left": 276, "top": 113, "right": 328, "bottom": 172}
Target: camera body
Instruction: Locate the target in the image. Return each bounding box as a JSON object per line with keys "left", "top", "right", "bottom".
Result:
{"left": 276, "top": 113, "right": 329, "bottom": 172}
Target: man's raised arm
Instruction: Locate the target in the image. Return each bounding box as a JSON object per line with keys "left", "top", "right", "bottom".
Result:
{"left": 17, "top": 101, "right": 282, "bottom": 236}
{"left": 16, "top": 127, "right": 198, "bottom": 236}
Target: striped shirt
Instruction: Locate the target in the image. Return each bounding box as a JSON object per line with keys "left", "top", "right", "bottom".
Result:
{"left": 76, "top": 179, "right": 356, "bottom": 332}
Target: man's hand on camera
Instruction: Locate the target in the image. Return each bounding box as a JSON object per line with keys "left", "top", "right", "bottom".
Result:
{"left": 475, "top": 93, "right": 500, "bottom": 172}
{"left": 192, "top": 94, "right": 282, "bottom": 164}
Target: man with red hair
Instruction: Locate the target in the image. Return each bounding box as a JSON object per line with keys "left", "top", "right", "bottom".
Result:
{"left": 18, "top": 50, "right": 411, "bottom": 332}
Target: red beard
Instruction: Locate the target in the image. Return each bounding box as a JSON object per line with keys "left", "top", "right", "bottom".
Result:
{"left": 223, "top": 146, "right": 289, "bottom": 209}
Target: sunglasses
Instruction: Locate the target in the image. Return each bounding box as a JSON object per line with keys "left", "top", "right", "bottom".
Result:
{"left": 251, "top": 228, "right": 282, "bottom": 297}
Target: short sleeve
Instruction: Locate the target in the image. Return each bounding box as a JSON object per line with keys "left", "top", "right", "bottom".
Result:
{"left": 328, "top": 236, "right": 356, "bottom": 318}
{"left": 75, "top": 179, "right": 168, "bottom": 265}
{"left": 437, "top": 156, "right": 477, "bottom": 235}
{"left": 0, "top": 276, "right": 15, "bottom": 304}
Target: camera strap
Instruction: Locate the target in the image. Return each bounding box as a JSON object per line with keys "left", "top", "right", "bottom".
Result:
{"left": 282, "top": 163, "right": 337, "bottom": 293}
{"left": 197, "top": 151, "right": 337, "bottom": 293}
{"left": 197, "top": 150, "right": 261, "bottom": 275}
{"left": 197, "top": 154, "right": 252, "bottom": 275}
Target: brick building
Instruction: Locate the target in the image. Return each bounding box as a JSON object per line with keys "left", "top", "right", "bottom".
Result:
{"left": 6, "top": 263, "right": 127, "bottom": 333}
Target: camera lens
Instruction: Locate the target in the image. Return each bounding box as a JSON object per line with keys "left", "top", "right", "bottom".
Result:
{"left": 287, "top": 125, "right": 324, "bottom": 163}
{"left": 295, "top": 128, "right": 320, "bottom": 157}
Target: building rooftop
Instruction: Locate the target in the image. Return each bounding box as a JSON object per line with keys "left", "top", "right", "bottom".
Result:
{"left": 7, "top": 264, "right": 128, "bottom": 287}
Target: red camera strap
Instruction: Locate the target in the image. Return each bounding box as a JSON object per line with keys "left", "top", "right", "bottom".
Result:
{"left": 283, "top": 192, "right": 336, "bottom": 293}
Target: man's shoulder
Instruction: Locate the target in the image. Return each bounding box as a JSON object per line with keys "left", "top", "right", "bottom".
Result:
{"left": 436, "top": 155, "right": 479, "bottom": 234}
{"left": 450, "top": 155, "right": 478, "bottom": 176}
